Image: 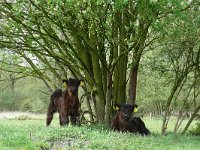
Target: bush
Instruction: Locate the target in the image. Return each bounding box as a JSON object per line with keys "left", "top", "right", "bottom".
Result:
{"left": 189, "top": 122, "right": 200, "bottom": 136}
{"left": 0, "top": 77, "right": 50, "bottom": 113}
{"left": 30, "top": 98, "right": 48, "bottom": 113}
{"left": 0, "top": 90, "right": 19, "bottom": 111}
{"left": 15, "top": 115, "right": 33, "bottom": 120}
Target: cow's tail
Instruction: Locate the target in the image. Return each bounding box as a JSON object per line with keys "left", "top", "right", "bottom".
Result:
{"left": 46, "top": 89, "right": 62, "bottom": 126}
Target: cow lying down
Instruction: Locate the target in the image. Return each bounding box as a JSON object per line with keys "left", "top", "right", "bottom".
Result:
{"left": 110, "top": 104, "right": 150, "bottom": 136}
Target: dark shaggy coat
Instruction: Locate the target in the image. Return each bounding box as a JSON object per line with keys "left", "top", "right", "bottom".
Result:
{"left": 46, "top": 78, "right": 82, "bottom": 126}
{"left": 110, "top": 104, "right": 150, "bottom": 135}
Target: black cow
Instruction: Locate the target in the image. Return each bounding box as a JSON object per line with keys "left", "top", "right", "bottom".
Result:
{"left": 46, "top": 78, "right": 83, "bottom": 126}
{"left": 110, "top": 104, "right": 150, "bottom": 135}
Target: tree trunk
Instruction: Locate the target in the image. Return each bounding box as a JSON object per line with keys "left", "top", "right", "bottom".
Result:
{"left": 162, "top": 79, "right": 182, "bottom": 134}
{"left": 105, "top": 72, "right": 113, "bottom": 125}
{"left": 89, "top": 23, "right": 105, "bottom": 123}
{"left": 91, "top": 52, "right": 105, "bottom": 122}
{"left": 128, "top": 14, "right": 151, "bottom": 105}
{"left": 129, "top": 65, "right": 138, "bottom": 105}
{"left": 174, "top": 81, "right": 194, "bottom": 133}
{"left": 182, "top": 105, "right": 200, "bottom": 134}
{"left": 9, "top": 74, "right": 15, "bottom": 110}
{"left": 82, "top": 87, "right": 94, "bottom": 122}
{"left": 174, "top": 110, "right": 182, "bottom": 133}
{"left": 112, "top": 10, "right": 128, "bottom": 105}
{"left": 117, "top": 54, "right": 128, "bottom": 103}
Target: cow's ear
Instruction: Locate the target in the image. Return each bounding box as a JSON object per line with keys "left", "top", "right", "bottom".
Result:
{"left": 62, "top": 79, "right": 68, "bottom": 83}
{"left": 62, "top": 79, "right": 68, "bottom": 87}
{"left": 79, "top": 79, "right": 84, "bottom": 87}
{"left": 133, "top": 104, "right": 138, "bottom": 113}
{"left": 113, "top": 104, "right": 120, "bottom": 111}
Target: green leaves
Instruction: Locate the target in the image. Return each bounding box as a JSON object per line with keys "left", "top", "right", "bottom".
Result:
{"left": 0, "top": 0, "right": 199, "bottom": 124}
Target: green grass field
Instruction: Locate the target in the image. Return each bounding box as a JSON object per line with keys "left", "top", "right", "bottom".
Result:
{"left": 0, "top": 114, "right": 199, "bottom": 150}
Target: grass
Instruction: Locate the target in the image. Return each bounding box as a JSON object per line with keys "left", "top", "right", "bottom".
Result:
{"left": 0, "top": 114, "right": 199, "bottom": 150}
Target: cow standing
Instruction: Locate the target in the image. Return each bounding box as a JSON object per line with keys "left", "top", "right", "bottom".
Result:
{"left": 46, "top": 78, "right": 83, "bottom": 126}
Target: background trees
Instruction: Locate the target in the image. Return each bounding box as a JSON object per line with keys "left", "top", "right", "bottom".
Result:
{"left": 0, "top": 0, "right": 199, "bottom": 134}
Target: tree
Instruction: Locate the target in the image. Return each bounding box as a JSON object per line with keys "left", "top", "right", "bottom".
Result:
{"left": 0, "top": 0, "right": 198, "bottom": 126}
{"left": 154, "top": 1, "right": 200, "bottom": 134}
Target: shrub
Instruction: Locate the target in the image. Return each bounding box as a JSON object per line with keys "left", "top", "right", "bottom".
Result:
{"left": 15, "top": 115, "right": 33, "bottom": 120}
{"left": 189, "top": 122, "right": 200, "bottom": 136}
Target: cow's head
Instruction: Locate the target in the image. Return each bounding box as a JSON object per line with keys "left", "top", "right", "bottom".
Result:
{"left": 114, "top": 104, "right": 138, "bottom": 122}
{"left": 63, "top": 78, "right": 84, "bottom": 95}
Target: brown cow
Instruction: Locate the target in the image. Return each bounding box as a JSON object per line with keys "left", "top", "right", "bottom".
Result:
{"left": 46, "top": 78, "right": 83, "bottom": 126}
{"left": 110, "top": 104, "right": 150, "bottom": 136}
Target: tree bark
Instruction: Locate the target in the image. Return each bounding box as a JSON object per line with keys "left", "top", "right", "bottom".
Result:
{"left": 161, "top": 78, "right": 183, "bottom": 134}
{"left": 89, "top": 23, "right": 105, "bottom": 123}
{"left": 182, "top": 105, "right": 200, "bottom": 134}
{"left": 129, "top": 65, "right": 138, "bottom": 105}
{"left": 105, "top": 72, "right": 113, "bottom": 125}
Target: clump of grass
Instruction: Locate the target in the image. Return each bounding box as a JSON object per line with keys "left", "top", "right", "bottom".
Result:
{"left": 15, "top": 115, "right": 34, "bottom": 120}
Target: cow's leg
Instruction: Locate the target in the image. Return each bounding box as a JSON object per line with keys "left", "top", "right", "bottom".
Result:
{"left": 46, "top": 112, "right": 54, "bottom": 126}
{"left": 46, "top": 101, "right": 56, "bottom": 126}
{"left": 59, "top": 114, "right": 62, "bottom": 125}
{"left": 59, "top": 113, "right": 69, "bottom": 126}
{"left": 76, "top": 106, "right": 81, "bottom": 126}
{"left": 70, "top": 112, "right": 81, "bottom": 126}
{"left": 76, "top": 113, "right": 81, "bottom": 126}
{"left": 70, "top": 115, "right": 77, "bottom": 125}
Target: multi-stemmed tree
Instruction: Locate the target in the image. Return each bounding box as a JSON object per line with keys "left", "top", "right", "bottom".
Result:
{"left": 0, "top": 0, "right": 199, "bottom": 134}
